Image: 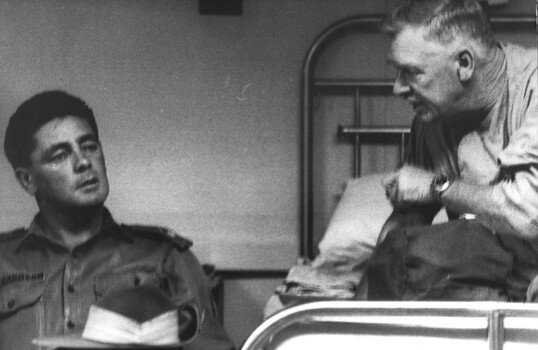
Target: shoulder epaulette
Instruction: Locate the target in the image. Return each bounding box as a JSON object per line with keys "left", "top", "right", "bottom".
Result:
{"left": 121, "top": 224, "right": 193, "bottom": 252}
{"left": 0, "top": 227, "right": 26, "bottom": 243}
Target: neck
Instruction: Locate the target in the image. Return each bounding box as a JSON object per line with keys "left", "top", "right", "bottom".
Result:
{"left": 37, "top": 204, "right": 104, "bottom": 250}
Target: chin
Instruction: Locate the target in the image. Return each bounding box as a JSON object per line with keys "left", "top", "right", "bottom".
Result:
{"left": 74, "top": 193, "right": 109, "bottom": 209}
{"left": 417, "top": 110, "right": 438, "bottom": 123}
{"left": 77, "top": 184, "right": 109, "bottom": 206}
{"left": 73, "top": 199, "right": 106, "bottom": 209}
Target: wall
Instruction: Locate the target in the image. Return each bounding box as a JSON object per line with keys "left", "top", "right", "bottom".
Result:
{"left": 0, "top": 0, "right": 394, "bottom": 345}
{"left": 0, "top": 0, "right": 386, "bottom": 269}
{"left": 0, "top": 0, "right": 533, "bottom": 346}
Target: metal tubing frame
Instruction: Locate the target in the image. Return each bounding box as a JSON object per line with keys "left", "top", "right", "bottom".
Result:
{"left": 300, "top": 14, "right": 535, "bottom": 259}
{"left": 242, "top": 301, "right": 538, "bottom": 350}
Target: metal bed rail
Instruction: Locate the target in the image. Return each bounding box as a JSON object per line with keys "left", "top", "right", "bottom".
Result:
{"left": 242, "top": 301, "right": 538, "bottom": 350}
{"left": 338, "top": 125, "right": 411, "bottom": 168}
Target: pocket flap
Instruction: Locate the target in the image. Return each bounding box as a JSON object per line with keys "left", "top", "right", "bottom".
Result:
{"left": 0, "top": 278, "right": 45, "bottom": 314}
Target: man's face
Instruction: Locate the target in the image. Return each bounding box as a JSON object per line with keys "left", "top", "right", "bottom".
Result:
{"left": 388, "top": 26, "right": 462, "bottom": 121}
{"left": 23, "top": 116, "right": 109, "bottom": 210}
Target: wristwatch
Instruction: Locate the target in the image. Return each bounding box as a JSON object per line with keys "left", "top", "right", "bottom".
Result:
{"left": 431, "top": 173, "right": 451, "bottom": 203}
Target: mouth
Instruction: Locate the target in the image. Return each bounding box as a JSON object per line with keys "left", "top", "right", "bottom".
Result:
{"left": 411, "top": 102, "right": 430, "bottom": 114}
{"left": 78, "top": 177, "right": 99, "bottom": 190}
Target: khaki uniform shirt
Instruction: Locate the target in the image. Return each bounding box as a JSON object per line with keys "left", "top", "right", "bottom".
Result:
{"left": 0, "top": 208, "right": 235, "bottom": 350}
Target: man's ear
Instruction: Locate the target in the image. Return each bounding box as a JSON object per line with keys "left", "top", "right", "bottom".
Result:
{"left": 456, "top": 49, "right": 474, "bottom": 83}
{"left": 15, "top": 168, "right": 37, "bottom": 196}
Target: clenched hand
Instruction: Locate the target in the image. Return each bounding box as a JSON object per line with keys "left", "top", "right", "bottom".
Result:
{"left": 382, "top": 165, "right": 437, "bottom": 207}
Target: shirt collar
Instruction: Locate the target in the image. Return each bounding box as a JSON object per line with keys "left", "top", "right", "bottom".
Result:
{"left": 16, "top": 207, "right": 131, "bottom": 251}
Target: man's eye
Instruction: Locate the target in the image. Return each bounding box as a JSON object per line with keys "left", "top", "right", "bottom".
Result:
{"left": 50, "top": 152, "right": 68, "bottom": 162}
{"left": 82, "top": 143, "right": 99, "bottom": 153}
{"left": 404, "top": 67, "right": 420, "bottom": 76}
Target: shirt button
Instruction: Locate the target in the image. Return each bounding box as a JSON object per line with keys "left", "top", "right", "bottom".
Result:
{"left": 67, "top": 320, "right": 75, "bottom": 329}
{"left": 67, "top": 285, "right": 75, "bottom": 293}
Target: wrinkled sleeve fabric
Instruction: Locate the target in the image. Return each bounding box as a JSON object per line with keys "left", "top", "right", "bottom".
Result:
{"left": 405, "top": 116, "right": 462, "bottom": 179}
{"left": 495, "top": 68, "right": 538, "bottom": 239}
{"left": 163, "top": 247, "right": 236, "bottom": 350}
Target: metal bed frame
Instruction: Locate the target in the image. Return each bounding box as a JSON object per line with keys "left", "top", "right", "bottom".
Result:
{"left": 242, "top": 301, "right": 538, "bottom": 350}
{"left": 300, "top": 13, "right": 536, "bottom": 260}
{"left": 212, "top": 12, "right": 535, "bottom": 332}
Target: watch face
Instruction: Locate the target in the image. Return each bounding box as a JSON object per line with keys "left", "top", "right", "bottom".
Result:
{"left": 431, "top": 174, "right": 451, "bottom": 202}
{"left": 434, "top": 174, "right": 450, "bottom": 192}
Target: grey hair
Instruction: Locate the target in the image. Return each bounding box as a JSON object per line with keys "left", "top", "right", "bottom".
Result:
{"left": 381, "top": 0, "right": 496, "bottom": 48}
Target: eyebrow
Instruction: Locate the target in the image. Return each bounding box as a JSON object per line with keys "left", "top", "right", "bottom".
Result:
{"left": 386, "top": 56, "right": 424, "bottom": 73}
{"left": 77, "top": 133, "right": 99, "bottom": 144}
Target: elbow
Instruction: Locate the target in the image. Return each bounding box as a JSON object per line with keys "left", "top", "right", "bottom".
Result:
{"left": 491, "top": 185, "right": 538, "bottom": 241}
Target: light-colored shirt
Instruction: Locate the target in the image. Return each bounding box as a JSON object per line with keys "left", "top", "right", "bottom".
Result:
{"left": 404, "top": 42, "right": 538, "bottom": 298}
{"left": 458, "top": 43, "right": 538, "bottom": 239}
{"left": 407, "top": 42, "right": 537, "bottom": 238}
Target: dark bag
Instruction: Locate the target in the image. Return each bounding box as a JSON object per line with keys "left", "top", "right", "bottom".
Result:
{"left": 367, "top": 219, "right": 513, "bottom": 301}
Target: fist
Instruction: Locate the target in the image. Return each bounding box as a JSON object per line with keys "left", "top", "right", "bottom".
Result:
{"left": 382, "top": 165, "right": 436, "bottom": 207}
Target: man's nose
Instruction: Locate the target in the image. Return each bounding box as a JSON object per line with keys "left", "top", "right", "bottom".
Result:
{"left": 73, "top": 151, "right": 92, "bottom": 172}
{"left": 393, "top": 71, "right": 411, "bottom": 97}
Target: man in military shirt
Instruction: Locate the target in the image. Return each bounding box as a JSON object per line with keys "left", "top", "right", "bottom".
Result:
{"left": 0, "top": 90, "right": 235, "bottom": 350}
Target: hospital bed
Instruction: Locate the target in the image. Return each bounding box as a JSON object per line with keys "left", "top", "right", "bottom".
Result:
{"left": 246, "top": 10, "right": 536, "bottom": 350}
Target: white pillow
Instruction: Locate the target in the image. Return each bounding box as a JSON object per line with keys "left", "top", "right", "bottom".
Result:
{"left": 316, "top": 172, "right": 448, "bottom": 271}
{"left": 264, "top": 173, "right": 448, "bottom": 317}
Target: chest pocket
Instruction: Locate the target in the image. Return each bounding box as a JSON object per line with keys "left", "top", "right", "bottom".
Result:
{"left": 0, "top": 279, "right": 44, "bottom": 315}
{"left": 94, "top": 267, "right": 165, "bottom": 299}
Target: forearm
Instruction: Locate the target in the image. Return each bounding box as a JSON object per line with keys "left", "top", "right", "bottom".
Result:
{"left": 385, "top": 165, "right": 538, "bottom": 239}
{"left": 441, "top": 178, "right": 538, "bottom": 239}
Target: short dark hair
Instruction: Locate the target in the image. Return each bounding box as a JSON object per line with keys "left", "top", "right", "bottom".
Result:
{"left": 381, "top": 0, "right": 496, "bottom": 48}
{"left": 4, "top": 90, "right": 99, "bottom": 169}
